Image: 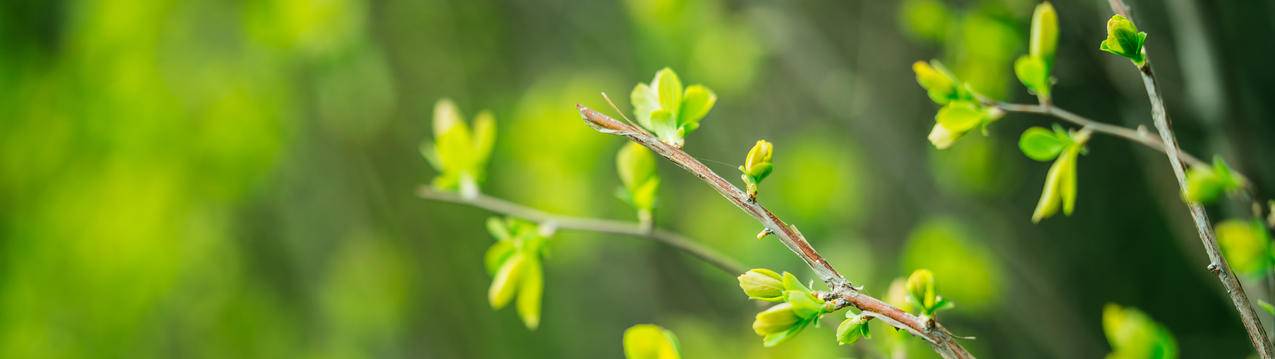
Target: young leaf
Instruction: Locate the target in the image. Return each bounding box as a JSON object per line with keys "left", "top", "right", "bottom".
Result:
{"left": 1216, "top": 219, "right": 1271, "bottom": 277}
{"left": 1029, "top": 2, "right": 1059, "bottom": 67}
{"left": 516, "top": 257, "right": 544, "bottom": 330}
{"left": 913, "top": 60, "right": 962, "bottom": 104}
{"left": 489, "top": 253, "right": 527, "bottom": 309}
{"left": 1103, "top": 304, "right": 1178, "bottom": 359}
{"left": 1019, "top": 127, "right": 1066, "bottom": 161}
{"left": 1014, "top": 55, "right": 1050, "bottom": 99}
{"left": 623, "top": 324, "right": 682, "bottom": 359}
{"left": 1099, "top": 14, "right": 1148, "bottom": 66}
{"left": 679, "top": 85, "right": 717, "bottom": 127}
{"left": 485, "top": 241, "right": 515, "bottom": 275}
{"left": 654, "top": 68, "right": 683, "bottom": 117}
{"left": 738, "top": 268, "right": 786, "bottom": 302}
{"left": 935, "top": 101, "right": 983, "bottom": 133}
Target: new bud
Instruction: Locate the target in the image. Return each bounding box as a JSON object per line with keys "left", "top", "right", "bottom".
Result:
{"left": 836, "top": 312, "right": 871, "bottom": 346}
{"left": 739, "top": 140, "right": 775, "bottom": 200}
{"left": 752, "top": 303, "right": 801, "bottom": 336}
{"left": 907, "top": 269, "right": 936, "bottom": 310}
{"left": 738, "top": 269, "right": 786, "bottom": 302}
{"left": 1099, "top": 14, "right": 1147, "bottom": 67}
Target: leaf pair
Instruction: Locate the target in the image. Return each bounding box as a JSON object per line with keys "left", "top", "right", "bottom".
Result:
{"left": 485, "top": 217, "right": 550, "bottom": 330}
{"left": 422, "top": 99, "right": 496, "bottom": 198}
{"left": 739, "top": 269, "right": 826, "bottom": 347}
{"left": 1019, "top": 126, "right": 1088, "bottom": 223}
{"left": 623, "top": 324, "right": 681, "bottom": 359}
{"left": 1014, "top": 2, "right": 1058, "bottom": 103}
{"left": 616, "top": 142, "right": 660, "bottom": 222}
{"left": 631, "top": 68, "right": 718, "bottom": 148}
{"left": 929, "top": 100, "right": 1000, "bottom": 149}
{"left": 1183, "top": 157, "right": 1242, "bottom": 204}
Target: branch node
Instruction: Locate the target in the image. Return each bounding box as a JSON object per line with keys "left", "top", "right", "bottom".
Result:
{"left": 1207, "top": 262, "right": 1222, "bottom": 274}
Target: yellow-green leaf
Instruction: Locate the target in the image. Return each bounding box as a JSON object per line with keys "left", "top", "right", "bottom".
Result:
{"left": 679, "top": 85, "right": 716, "bottom": 126}
{"left": 1019, "top": 127, "right": 1066, "bottom": 161}
{"left": 516, "top": 257, "right": 543, "bottom": 330}
{"left": 1216, "top": 220, "right": 1271, "bottom": 277}
{"left": 653, "top": 68, "right": 682, "bottom": 117}
{"left": 1029, "top": 2, "right": 1059, "bottom": 66}
{"left": 623, "top": 324, "right": 681, "bottom": 359}
{"left": 488, "top": 253, "right": 527, "bottom": 309}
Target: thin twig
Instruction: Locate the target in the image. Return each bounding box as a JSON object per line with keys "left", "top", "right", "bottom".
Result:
{"left": 1105, "top": 1, "right": 1274, "bottom": 355}
{"left": 578, "top": 105, "right": 974, "bottom": 359}
{"left": 415, "top": 186, "right": 746, "bottom": 276}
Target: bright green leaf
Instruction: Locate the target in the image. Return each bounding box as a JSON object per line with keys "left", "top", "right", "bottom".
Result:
{"left": 1019, "top": 127, "right": 1066, "bottom": 161}
{"left": 488, "top": 253, "right": 527, "bottom": 309}
{"left": 1103, "top": 304, "right": 1178, "bottom": 359}
{"left": 1029, "top": 2, "right": 1059, "bottom": 66}
{"left": 653, "top": 68, "right": 683, "bottom": 117}
{"left": 623, "top": 324, "right": 681, "bottom": 359}
{"left": 679, "top": 85, "right": 716, "bottom": 126}
{"left": 516, "top": 257, "right": 544, "bottom": 330}
{"left": 1216, "top": 219, "right": 1271, "bottom": 277}
{"left": 935, "top": 101, "right": 983, "bottom": 133}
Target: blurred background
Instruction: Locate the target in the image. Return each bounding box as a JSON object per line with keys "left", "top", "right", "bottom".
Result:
{"left": 2, "top": 0, "right": 1275, "bottom": 357}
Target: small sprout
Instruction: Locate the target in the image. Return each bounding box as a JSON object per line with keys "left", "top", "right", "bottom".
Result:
{"left": 742, "top": 270, "right": 826, "bottom": 347}
{"left": 929, "top": 100, "right": 995, "bottom": 149}
{"left": 616, "top": 142, "right": 661, "bottom": 224}
{"left": 623, "top": 324, "right": 682, "bottom": 359}
{"left": 738, "top": 268, "right": 786, "bottom": 302}
{"left": 912, "top": 60, "right": 971, "bottom": 105}
{"left": 905, "top": 269, "right": 954, "bottom": 317}
{"left": 1099, "top": 14, "right": 1148, "bottom": 67}
{"left": 1215, "top": 219, "right": 1271, "bottom": 277}
{"left": 484, "top": 217, "right": 551, "bottom": 330}
{"left": 1030, "top": 128, "right": 1089, "bottom": 223}
{"left": 739, "top": 139, "right": 774, "bottom": 200}
{"left": 422, "top": 98, "right": 496, "bottom": 199}
{"left": 835, "top": 310, "right": 871, "bottom": 346}
{"left": 1184, "top": 157, "right": 1242, "bottom": 204}
{"left": 1103, "top": 304, "right": 1178, "bottom": 359}
{"left": 631, "top": 68, "right": 717, "bottom": 147}
{"left": 1017, "top": 2, "right": 1059, "bottom": 103}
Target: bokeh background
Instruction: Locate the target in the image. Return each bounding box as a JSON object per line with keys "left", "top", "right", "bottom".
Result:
{"left": 3, "top": 0, "right": 1275, "bottom": 357}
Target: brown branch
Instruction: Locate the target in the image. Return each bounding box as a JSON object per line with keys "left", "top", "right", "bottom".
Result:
{"left": 578, "top": 105, "right": 974, "bottom": 359}
{"left": 1105, "top": 1, "right": 1274, "bottom": 356}
{"left": 415, "top": 186, "right": 746, "bottom": 276}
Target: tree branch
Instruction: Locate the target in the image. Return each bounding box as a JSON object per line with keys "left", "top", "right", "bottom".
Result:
{"left": 1106, "top": 1, "right": 1274, "bottom": 355}
{"left": 578, "top": 105, "right": 974, "bottom": 359}
{"left": 415, "top": 186, "right": 746, "bottom": 276}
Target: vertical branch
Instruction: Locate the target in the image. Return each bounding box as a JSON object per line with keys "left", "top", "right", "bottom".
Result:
{"left": 1110, "top": 0, "right": 1274, "bottom": 354}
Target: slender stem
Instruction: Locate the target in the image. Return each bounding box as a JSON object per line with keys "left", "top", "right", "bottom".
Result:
{"left": 1105, "top": 1, "right": 1274, "bottom": 355}
{"left": 578, "top": 105, "right": 974, "bottom": 359}
{"left": 415, "top": 186, "right": 746, "bottom": 276}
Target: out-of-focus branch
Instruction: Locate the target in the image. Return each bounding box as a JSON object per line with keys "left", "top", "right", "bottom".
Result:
{"left": 415, "top": 187, "right": 745, "bottom": 276}
{"left": 578, "top": 105, "right": 974, "bottom": 359}
{"left": 1105, "top": 1, "right": 1273, "bottom": 356}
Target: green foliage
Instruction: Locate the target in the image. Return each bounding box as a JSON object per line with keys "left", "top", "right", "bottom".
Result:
{"left": 1215, "top": 219, "right": 1272, "bottom": 277}
{"left": 1183, "top": 157, "right": 1242, "bottom": 204}
{"left": 422, "top": 98, "right": 497, "bottom": 198}
{"left": 1016, "top": 2, "right": 1058, "bottom": 102}
{"left": 1027, "top": 128, "right": 1089, "bottom": 223}
{"left": 834, "top": 310, "right": 870, "bottom": 346}
{"left": 616, "top": 142, "right": 661, "bottom": 223}
{"left": 929, "top": 100, "right": 1000, "bottom": 149}
{"left": 1099, "top": 15, "right": 1148, "bottom": 67}
{"left": 485, "top": 217, "right": 551, "bottom": 330}
{"left": 623, "top": 324, "right": 682, "bottom": 359}
{"left": 905, "top": 269, "right": 954, "bottom": 318}
{"left": 902, "top": 218, "right": 1003, "bottom": 313}
{"left": 740, "top": 269, "right": 826, "bottom": 347}
{"left": 912, "top": 60, "right": 969, "bottom": 105}
{"left": 631, "top": 68, "right": 717, "bottom": 147}
{"left": 738, "top": 139, "right": 774, "bottom": 200}
{"left": 1103, "top": 304, "right": 1178, "bottom": 359}
{"left": 899, "top": 0, "right": 950, "bottom": 42}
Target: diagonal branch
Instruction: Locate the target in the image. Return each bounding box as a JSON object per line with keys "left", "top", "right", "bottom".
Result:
{"left": 415, "top": 186, "right": 746, "bottom": 276}
{"left": 1105, "top": 1, "right": 1274, "bottom": 356}
{"left": 578, "top": 105, "right": 974, "bottom": 359}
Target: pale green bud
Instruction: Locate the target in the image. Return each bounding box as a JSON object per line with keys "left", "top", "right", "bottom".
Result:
{"left": 738, "top": 269, "right": 785, "bottom": 302}
{"left": 907, "top": 269, "right": 936, "bottom": 310}
{"left": 1029, "top": 2, "right": 1059, "bottom": 66}
{"left": 835, "top": 312, "right": 871, "bottom": 346}
{"left": 1099, "top": 14, "right": 1148, "bottom": 66}
{"left": 489, "top": 253, "right": 527, "bottom": 309}
{"left": 752, "top": 302, "right": 801, "bottom": 336}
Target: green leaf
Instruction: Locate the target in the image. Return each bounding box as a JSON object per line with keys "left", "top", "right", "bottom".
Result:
{"left": 617, "top": 142, "right": 657, "bottom": 191}
{"left": 1019, "top": 127, "right": 1066, "bottom": 161}
{"left": 1184, "top": 166, "right": 1225, "bottom": 204}
{"left": 623, "top": 324, "right": 681, "bottom": 359}
{"left": 1103, "top": 304, "right": 1178, "bottom": 359}
{"left": 484, "top": 240, "right": 515, "bottom": 275}
{"left": 1032, "top": 153, "right": 1067, "bottom": 223}
{"left": 738, "top": 268, "right": 786, "bottom": 302}
{"left": 516, "top": 257, "right": 544, "bottom": 330}
{"left": 781, "top": 272, "right": 810, "bottom": 293}
{"left": 1014, "top": 56, "right": 1050, "bottom": 99}
{"left": 762, "top": 321, "right": 807, "bottom": 347}
{"left": 650, "top": 109, "right": 679, "bottom": 145}
{"left": 786, "top": 290, "right": 824, "bottom": 319}
{"left": 1059, "top": 147, "right": 1079, "bottom": 216}
{"left": 631, "top": 83, "right": 659, "bottom": 129}
{"left": 913, "top": 60, "right": 959, "bottom": 104}
{"left": 471, "top": 110, "right": 497, "bottom": 171}
{"left": 1029, "top": 2, "right": 1059, "bottom": 66}
{"left": 679, "top": 85, "right": 716, "bottom": 127}
{"left": 935, "top": 101, "right": 983, "bottom": 133}
{"left": 1100, "top": 15, "right": 1147, "bottom": 66}
{"left": 654, "top": 68, "right": 683, "bottom": 118}
{"left": 1216, "top": 219, "right": 1271, "bottom": 277}
{"left": 630, "top": 178, "right": 660, "bottom": 212}
{"left": 753, "top": 303, "right": 800, "bottom": 336}
{"left": 488, "top": 253, "right": 527, "bottom": 309}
